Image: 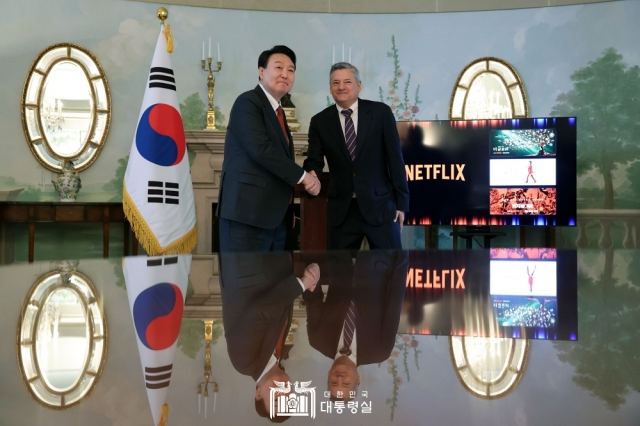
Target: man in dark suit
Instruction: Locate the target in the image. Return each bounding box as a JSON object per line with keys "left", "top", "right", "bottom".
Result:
{"left": 217, "top": 45, "right": 320, "bottom": 252}
{"left": 304, "top": 62, "right": 409, "bottom": 250}
{"left": 220, "top": 251, "right": 320, "bottom": 421}
{"left": 303, "top": 250, "right": 408, "bottom": 399}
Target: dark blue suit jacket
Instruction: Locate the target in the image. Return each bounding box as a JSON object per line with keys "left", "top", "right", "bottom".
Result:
{"left": 303, "top": 250, "right": 409, "bottom": 365}
{"left": 218, "top": 85, "right": 304, "bottom": 229}
{"left": 304, "top": 99, "right": 410, "bottom": 227}
{"left": 220, "top": 252, "right": 302, "bottom": 381}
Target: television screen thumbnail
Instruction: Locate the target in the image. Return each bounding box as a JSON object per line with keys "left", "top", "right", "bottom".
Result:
{"left": 489, "top": 158, "right": 556, "bottom": 186}
{"left": 492, "top": 296, "right": 557, "bottom": 328}
{"left": 489, "top": 187, "right": 556, "bottom": 215}
{"left": 490, "top": 129, "right": 557, "bottom": 157}
{"left": 490, "top": 260, "right": 557, "bottom": 296}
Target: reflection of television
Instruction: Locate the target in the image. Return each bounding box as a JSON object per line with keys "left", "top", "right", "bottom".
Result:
{"left": 401, "top": 248, "right": 577, "bottom": 340}
{"left": 399, "top": 118, "right": 576, "bottom": 226}
{"left": 490, "top": 250, "right": 557, "bottom": 329}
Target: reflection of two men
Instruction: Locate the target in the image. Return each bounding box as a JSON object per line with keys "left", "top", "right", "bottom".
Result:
{"left": 219, "top": 252, "right": 319, "bottom": 422}
{"left": 303, "top": 251, "right": 408, "bottom": 399}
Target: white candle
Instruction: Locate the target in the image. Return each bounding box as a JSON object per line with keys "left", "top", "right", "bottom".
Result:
{"left": 342, "top": 42, "right": 344, "bottom": 61}
{"left": 332, "top": 45, "right": 335, "bottom": 64}
{"left": 198, "top": 394, "right": 201, "bottom": 413}
{"left": 202, "top": 41, "right": 205, "bottom": 60}
{"left": 205, "top": 396, "right": 208, "bottom": 419}
{"left": 213, "top": 392, "right": 217, "bottom": 412}
{"left": 208, "top": 37, "right": 211, "bottom": 58}
{"left": 217, "top": 43, "right": 221, "bottom": 62}
{"left": 349, "top": 46, "right": 351, "bottom": 63}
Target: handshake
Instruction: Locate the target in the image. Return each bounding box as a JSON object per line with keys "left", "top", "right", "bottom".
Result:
{"left": 301, "top": 170, "right": 321, "bottom": 197}
{"left": 299, "top": 263, "right": 320, "bottom": 292}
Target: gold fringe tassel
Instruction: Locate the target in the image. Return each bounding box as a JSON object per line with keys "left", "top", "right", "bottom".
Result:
{"left": 163, "top": 24, "right": 173, "bottom": 53}
{"left": 123, "top": 182, "right": 197, "bottom": 255}
{"left": 157, "top": 403, "right": 169, "bottom": 426}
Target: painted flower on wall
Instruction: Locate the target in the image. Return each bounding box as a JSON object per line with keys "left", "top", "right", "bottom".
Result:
{"left": 378, "top": 35, "right": 422, "bottom": 121}
{"left": 382, "top": 334, "right": 423, "bottom": 421}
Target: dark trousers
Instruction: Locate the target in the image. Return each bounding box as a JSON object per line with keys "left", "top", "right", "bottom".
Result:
{"left": 329, "top": 199, "right": 402, "bottom": 250}
{"left": 218, "top": 218, "right": 287, "bottom": 252}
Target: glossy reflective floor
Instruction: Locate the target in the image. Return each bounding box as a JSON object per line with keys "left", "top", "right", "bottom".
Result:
{"left": 1, "top": 248, "right": 639, "bottom": 425}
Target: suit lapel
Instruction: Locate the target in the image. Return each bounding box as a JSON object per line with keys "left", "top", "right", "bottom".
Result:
{"left": 328, "top": 106, "right": 354, "bottom": 164}
{"left": 353, "top": 99, "right": 371, "bottom": 163}
{"left": 253, "top": 85, "right": 291, "bottom": 158}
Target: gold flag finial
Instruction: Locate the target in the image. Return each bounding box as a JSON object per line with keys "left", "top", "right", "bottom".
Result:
{"left": 157, "top": 7, "right": 168, "bottom": 23}
{"left": 156, "top": 7, "right": 173, "bottom": 53}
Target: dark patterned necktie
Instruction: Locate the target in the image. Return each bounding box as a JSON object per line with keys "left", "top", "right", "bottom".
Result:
{"left": 276, "top": 106, "right": 291, "bottom": 148}
{"left": 340, "top": 300, "right": 356, "bottom": 356}
{"left": 341, "top": 108, "right": 356, "bottom": 161}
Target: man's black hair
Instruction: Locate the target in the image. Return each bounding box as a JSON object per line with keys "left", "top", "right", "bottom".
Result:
{"left": 258, "top": 45, "right": 296, "bottom": 70}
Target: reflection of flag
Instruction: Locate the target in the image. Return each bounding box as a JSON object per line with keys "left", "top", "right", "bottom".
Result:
{"left": 124, "top": 254, "right": 192, "bottom": 426}
{"left": 123, "top": 25, "right": 196, "bottom": 255}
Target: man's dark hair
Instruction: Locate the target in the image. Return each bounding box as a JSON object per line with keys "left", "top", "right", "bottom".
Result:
{"left": 258, "top": 45, "right": 296, "bottom": 70}
{"left": 255, "top": 387, "right": 290, "bottom": 423}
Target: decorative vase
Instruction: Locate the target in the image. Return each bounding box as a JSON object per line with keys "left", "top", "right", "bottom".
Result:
{"left": 52, "top": 161, "right": 82, "bottom": 202}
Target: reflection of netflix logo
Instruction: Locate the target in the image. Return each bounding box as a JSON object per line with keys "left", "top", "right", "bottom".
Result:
{"left": 405, "top": 164, "right": 466, "bottom": 181}
{"left": 406, "top": 268, "right": 465, "bottom": 289}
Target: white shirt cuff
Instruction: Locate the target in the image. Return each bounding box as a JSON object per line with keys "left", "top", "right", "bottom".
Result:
{"left": 297, "top": 277, "right": 305, "bottom": 291}
{"left": 297, "top": 171, "right": 306, "bottom": 185}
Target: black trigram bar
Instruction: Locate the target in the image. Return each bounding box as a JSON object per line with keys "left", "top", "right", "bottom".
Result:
{"left": 147, "top": 258, "right": 162, "bottom": 267}
{"left": 148, "top": 181, "right": 179, "bottom": 204}
{"left": 149, "top": 67, "right": 176, "bottom": 91}
{"left": 145, "top": 364, "right": 172, "bottom": 389}
{"left": 147, "top": 257, "right": 178, "bottom": 266}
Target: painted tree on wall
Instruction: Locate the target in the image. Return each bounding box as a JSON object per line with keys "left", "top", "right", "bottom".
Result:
{"left": 180, "top": 92, "right": 226, "bottom": 131}
{"left": 553, "top": 250, "right": 640, "bottom": 410}
{"left": 550, "top": 48, "right": 640, "bottom": 209}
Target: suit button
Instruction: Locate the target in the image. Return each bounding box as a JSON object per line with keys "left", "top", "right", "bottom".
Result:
{"left": 352, "top": 172, "right": 356, "bottom": 177}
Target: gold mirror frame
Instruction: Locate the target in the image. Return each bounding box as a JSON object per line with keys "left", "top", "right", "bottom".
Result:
{"left": 21, "top": 43, "right": 111, "bottom": 172}
{"left": 449, "top": 57, "right": 529, "bottom": 120}
{"left": 16, "top": 268, "right": 107, "bottom": 409}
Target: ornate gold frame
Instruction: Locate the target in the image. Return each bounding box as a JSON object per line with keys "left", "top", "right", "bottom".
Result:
{"left": 448, "top": 336, "right": 530, "bottom": 399}
{"left": 16, "top": 269, "right": 108, "bottom": 409}
{"left": 449, "top": 57, "right": 529, "bottom": 120}
{"left": 20, "top": 43, "right": 112, "bottom": 172}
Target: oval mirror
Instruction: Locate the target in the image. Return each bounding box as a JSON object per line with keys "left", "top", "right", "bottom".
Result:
{"left": 17, "top": 267, "right": 107, "bottom": 409}
{"left": 21, "top": 44, "right": 111, "bottom": 172}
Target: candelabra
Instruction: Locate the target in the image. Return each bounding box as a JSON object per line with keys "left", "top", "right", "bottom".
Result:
{"left": 43, "top": 99, "right": 65, "bottom": 133}
{"left": 201, "top": 57, "right": 222, "bottom": 130}
{"left": 197, "top": 320, "right": 218, "bottom": 418}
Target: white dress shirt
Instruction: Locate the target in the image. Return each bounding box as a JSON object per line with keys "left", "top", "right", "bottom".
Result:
{"left": 334, "top": 323, "right": 357, "bottom": 366}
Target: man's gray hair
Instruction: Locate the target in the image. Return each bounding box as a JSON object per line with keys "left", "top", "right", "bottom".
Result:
{"left": 330, "top": 62, "right": 361, "bottom": 83}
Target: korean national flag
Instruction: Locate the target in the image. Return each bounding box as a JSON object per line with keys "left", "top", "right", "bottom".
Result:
{"left": 123, "top": 25, "right": 196, "bottom": 256}
{"left": 124, "top": 254, "right": 192, "bottom": 425}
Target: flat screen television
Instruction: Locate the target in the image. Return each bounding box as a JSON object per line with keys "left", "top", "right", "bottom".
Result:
{"left": 398, "top": 117, "right": 577, "bottom": 226}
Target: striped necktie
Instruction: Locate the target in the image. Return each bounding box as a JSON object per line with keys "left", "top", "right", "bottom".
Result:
{"left": 341, "top": 108, "right": 356, "bottom": 161}
{"left": 340, "top": 300, "right": 356, "bottom": 356}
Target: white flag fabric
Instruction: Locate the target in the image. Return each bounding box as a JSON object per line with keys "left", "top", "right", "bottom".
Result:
{"left": 123, "top": 26, "right": 196, "bottom": 255}
{"left": 124, "top": 254, "right": 192, "bottom": 426}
